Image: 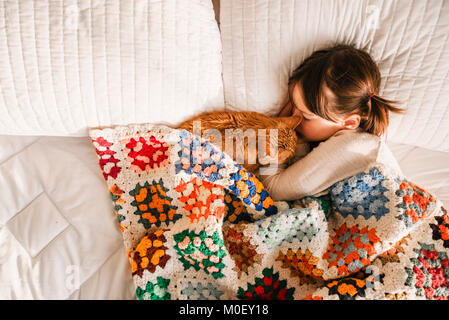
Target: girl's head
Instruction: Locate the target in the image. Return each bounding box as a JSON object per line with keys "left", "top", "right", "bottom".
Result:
{"left": 287, "top": 44, "right": 403, "bottom": 141}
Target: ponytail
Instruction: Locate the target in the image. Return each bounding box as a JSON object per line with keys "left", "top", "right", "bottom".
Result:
{"left": 360, "top": 95, "right": 403, "bottom": 137}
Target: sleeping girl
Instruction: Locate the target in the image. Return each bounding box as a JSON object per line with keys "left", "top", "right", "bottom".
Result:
{"left": 260, "top": 44, "right": 404, "bottom": 200}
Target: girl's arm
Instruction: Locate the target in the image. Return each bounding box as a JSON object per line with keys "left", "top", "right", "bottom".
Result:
{"left": 260, "top": 130, "right": 381, "bottom": 201}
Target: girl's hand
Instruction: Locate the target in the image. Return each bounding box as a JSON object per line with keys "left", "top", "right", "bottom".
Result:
{"left": 295, "top": 131, "right": 307, "bottom": 144}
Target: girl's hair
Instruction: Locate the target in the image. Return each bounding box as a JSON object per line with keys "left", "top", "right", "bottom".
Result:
{"left": 288, "top": 44, "right": 403, "bottom": 136}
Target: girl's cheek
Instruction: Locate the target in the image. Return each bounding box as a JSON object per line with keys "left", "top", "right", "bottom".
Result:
{"left": 297, "top": 121, "right": 311, "bottom": 139}
{"left": 302, "top": 121, "right": 326, "bottom": 141}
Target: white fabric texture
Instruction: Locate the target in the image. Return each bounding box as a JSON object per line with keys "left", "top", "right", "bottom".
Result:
{"left": 220, "top": 0, "right": 449, "bottom": 152}
{"left": 0, "top": 135, "right": 135, "bottom": 299}
{"left": 387, "top": 141, "right": 449, "bottom": 211}
{"left": 0, "top": 0, "right": 224, "bottom": 136}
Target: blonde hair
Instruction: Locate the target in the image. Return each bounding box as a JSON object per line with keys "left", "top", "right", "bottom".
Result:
{"left": 288, "top": 44, "right": 403, "bottom": 136}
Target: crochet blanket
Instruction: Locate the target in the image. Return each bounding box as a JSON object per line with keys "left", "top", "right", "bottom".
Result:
{"left": 90, "top": 124, "right": 449, "bottom": 300}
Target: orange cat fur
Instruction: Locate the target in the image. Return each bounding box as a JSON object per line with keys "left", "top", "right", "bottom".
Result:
{"left": 177, "top": 111, "right": 302, "bottom": 173}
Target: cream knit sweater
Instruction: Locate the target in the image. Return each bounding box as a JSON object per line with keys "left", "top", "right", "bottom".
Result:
{"left": 260, "top": 128, "right": 402, "bottom": 201}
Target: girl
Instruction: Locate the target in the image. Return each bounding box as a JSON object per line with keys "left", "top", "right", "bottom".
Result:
{"left": 261, "top": 44, "right": 404, "bottom": 201}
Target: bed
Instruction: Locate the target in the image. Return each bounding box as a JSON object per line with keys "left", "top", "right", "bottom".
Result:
{"left": 1, "top": 0, "right": 448, "bottom": 300}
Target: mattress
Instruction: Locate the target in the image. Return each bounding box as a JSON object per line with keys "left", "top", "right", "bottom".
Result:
{"left": 1, "top": 134, "right": 448, "bottom": 299}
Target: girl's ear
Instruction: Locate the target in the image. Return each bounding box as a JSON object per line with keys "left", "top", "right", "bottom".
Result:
{"left": 277, "top": 115, "right": 302, "bottom": 129}
{"left": 343, "top": 113, "right": 361, "bottom": 130}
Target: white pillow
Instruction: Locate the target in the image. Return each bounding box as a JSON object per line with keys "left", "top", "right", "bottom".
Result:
{"left": 0, "top": 0, "right": 224, "bottom": 136}
{"left": 220, "top": 0, "right": 449, "bottom": 152}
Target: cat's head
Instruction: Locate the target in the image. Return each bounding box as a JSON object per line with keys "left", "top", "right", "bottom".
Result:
{"left": 176, "top": 110, "right": 302, "bottom": 173}
{"left": 254, "top": 116, "right": 302, "bottom": 170}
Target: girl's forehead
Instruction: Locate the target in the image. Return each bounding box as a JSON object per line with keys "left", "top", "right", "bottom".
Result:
{"left": 291, "top": 83, "right": 315, "bottom": 116}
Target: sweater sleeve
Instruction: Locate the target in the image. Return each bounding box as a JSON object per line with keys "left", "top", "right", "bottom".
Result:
{"left": 260, "top": 130, "right": 382, "bottom": 201}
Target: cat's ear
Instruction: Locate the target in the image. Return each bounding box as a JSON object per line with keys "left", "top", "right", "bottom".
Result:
{"left": 276, "top": 115, "right": 302, "bottom": 129}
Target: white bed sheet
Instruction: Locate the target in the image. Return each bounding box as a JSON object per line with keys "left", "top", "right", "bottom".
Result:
{"left": 0, "top": 135, "right": 134, "bottom": 299}
{"left": 387, "top": 141, "right": 449, "bottom": 209}
{"left": 0, "top": 135, "right": 447, "bottom": 299}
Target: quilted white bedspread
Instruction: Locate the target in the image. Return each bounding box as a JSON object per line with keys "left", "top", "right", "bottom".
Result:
{"left": 0, "top": 135, "right": 134, "bottom": 299}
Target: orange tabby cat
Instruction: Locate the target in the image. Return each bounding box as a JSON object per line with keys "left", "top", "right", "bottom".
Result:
{"left": 177, "top": 111, "right": 302, "bottom": 173}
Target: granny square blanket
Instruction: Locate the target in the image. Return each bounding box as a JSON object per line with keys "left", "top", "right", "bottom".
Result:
{"left": 90, "top": 124, "right": 449, "bottom": 300}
